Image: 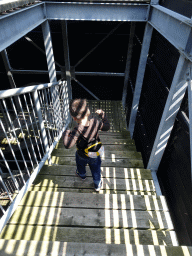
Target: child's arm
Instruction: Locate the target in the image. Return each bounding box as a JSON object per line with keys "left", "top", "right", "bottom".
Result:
{"left": 96, "top": 110, "right": 110, "bottom": 131}
{"left": 63, "top": 126, "right": 79, "bottom": 149}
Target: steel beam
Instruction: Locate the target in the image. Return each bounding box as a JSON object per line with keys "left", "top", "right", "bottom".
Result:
{"left": 75, "top": 72, "right": 124, "bottom": 77}
{"left": 11, "top": 69, "right": 124, "bottom": 77}
{"left": 122, "top": 22, "right": 136, "bottom": 111}
{"left": 61, "top": 21, "right": 72, "bottom": 100}
{"left": 149, "top": 5, "right": 192, "bottom": 61}
{"left": 11, "top": 69, "right": 62, "bottom": 75}
{"left": 129, "top": 23, "right": 153, "bottom": 137}
{"left": 147, "top": 55, "right": 191, "bottom": 171}
{"left": 45, "top": 2, "right": 148, "bottom": 22}
{"left": 42, "top": 20, "right": 57, "bottom": 83}
{"left": 0, "top": 2, "right": 45, "bottom": 52}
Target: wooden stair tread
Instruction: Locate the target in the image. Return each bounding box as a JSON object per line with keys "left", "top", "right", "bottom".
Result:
{"left": 48, "top": 156, "right": 144, "bottom": 168}
{"left": 40, "top": 166, "right": 153, "bottom": 180}
{"left": 28, "top": 186, "right": 157, "bottom": 195}
{"left": 32, "top": 175, "right": 155, "bottom": 192}
{"left": 56, "top": 143, "right": 137, "bottom": 151}
{"left": 19, "top": 191, "right": 168, "bottom": 211}
{"left": 6, "top": 206, "right": 174, "bottom": 230}
{"left": 53, "top": 148, "right": 142, "bottom": 159}
{"left": 0, "top": 227, "right": 178, "bottom": 246}
{"left": 1, "top": 240, "right": 191, "bottom": 256}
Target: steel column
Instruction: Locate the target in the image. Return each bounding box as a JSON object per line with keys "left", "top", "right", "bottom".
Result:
{"left": 122, "top": 22, "right": 136, "bottom": 111}
{"left": 187, "top": 64, "right": 192, "bottom": 187}
{"left": 147, "top": 55, "right": 190, "bottom": 171}
{"left": 61, "top": 21, "right": 72, "bottom": 100}
{"left": 129, "top": 23, "right": 153, "bottom": 137}
{"left": 149, "top": 5, "right": 192, "bottom": 61}
{"left": 42, "top": 20, "right": 57, "bottom": 83}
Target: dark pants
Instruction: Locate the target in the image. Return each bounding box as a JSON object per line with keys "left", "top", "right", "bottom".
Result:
{"left": 75, "top": 151, "right": 101, "bottom": 186}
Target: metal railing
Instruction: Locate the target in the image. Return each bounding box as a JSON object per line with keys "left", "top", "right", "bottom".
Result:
{"left": 0, "top": 79, "right": 70, "bottom": 232}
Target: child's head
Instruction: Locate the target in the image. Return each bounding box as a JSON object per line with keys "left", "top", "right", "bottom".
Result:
{"left": 69, "top": 99, "right": 90, "bottom": 121}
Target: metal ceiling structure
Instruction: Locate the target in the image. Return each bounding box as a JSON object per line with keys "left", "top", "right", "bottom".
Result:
{"left": 0, "top": 0, "right": 192, "bottom": 179}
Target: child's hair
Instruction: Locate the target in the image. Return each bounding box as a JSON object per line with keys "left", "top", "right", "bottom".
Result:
{"left": 69, "top": 99, "right": 90, "bottom": 120}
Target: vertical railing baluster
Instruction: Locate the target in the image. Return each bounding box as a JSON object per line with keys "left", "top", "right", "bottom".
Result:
{"left": 38, "top": 90, "right": 53, "bottom": 147}
{"left": 43, "top": 89, "right": 54, "bottom": 146}
{"left": 47, "top": 87, "right": 57, "bottom": 138}
{"left": 28, "top": 93, "right": 45, "bottom": 155}
{"left": 0, "top": 119, "right": 26, "bottom": 185}
{"left": 0, "top": 205, "right": 5, "bottom": 214}
{"left": 32, "top": 90, "right": 50, "bottom": 163}
{"left": 1, "top": 100, "right": 30, "bottom": 176}
{"left": 23, "top": 94, "right": 42, "bottom": 162}
{"left": 59, "top": 81, "right": 66, "bottom": 125}
{"left": 10, "top": 97, "right": 35, "bottom": 170}
{"left": 0, "top": 172, "right": 13, "bottom": 202}
{"left": 0, "top": 147, "right": 19, "bottom": 190}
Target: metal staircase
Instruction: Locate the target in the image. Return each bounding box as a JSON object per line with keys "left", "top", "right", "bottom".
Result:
{"left": 0, "top": 101, "right": 191, "bottom": 255}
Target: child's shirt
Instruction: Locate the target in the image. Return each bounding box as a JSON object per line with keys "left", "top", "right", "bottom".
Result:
{"left": 63, "top": 113, "right": 110, "bottom": 157}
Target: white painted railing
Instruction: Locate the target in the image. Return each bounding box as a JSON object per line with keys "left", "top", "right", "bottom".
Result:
{"left": 0, "top": 79, "right": 70, "bottom": 232}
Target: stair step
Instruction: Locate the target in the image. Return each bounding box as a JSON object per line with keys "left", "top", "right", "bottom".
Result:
{"left": 0, "top": 227, "right": 178, "bottom": 246}
{"left": 56, "top": 143, "right": 137, "bottom": 151}
{"left": 19, "top": 191, "right": 168, "bottom": 211}
{"left": 40, "top": 166, "right": 153, "bottom": 180}
{"left": 5, "top": 206, "right": 174, "bottom": 230}
{"left": 53, "top": 148, "right": 142, "bottom": 159}
{"left": 48, "top": 156, "right": 144, "bottom": 168}
{"left": 28, "top": 186, "right": 156, "bottom": 195}
{"left": 59, "top": 136, "right": 136, "bottom": 145}
{"left": 32, "top": 175, "right": 155, "bottom": 192}
{"left": 0, "top": 100, "right": 180, "bottom": 255}
{"left": 1, "top": 240, "right": 189, "bottom": 256}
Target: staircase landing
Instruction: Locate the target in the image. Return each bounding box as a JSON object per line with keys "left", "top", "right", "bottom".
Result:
{"left": 0, "top": 100, "right": 191, "bottom": 255}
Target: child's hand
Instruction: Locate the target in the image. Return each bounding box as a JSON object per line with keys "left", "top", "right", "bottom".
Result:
{"left": 95, "top": 109, "right": 105, "bottom": 116}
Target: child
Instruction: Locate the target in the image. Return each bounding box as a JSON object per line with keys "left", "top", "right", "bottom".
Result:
{"left": 63, "top": 99, "right": 110, "bottom": 191}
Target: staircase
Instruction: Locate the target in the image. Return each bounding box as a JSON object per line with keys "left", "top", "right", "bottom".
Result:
{"left": 0, "top": 100, "right": 191, "bottom": 255}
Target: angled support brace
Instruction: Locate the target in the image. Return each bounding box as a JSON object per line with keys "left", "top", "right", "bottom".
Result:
{"left": 1, "top": 50, "right": 16, "bottom": 89}
{"left": 1, "top": 50, "right": 21, "bottom": 111}
{"left": 147, "top": 55, "right": 191, "bottom": 171}
{"left": 129, "top": 23, "right": 153, "bottom": 137}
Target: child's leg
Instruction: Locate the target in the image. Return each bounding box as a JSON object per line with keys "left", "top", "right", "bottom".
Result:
{"left": 75, "top": 151, "right": 87, "bottom": 179}
{"left": 88, "top": 156, "right": 102, "bottom": 186}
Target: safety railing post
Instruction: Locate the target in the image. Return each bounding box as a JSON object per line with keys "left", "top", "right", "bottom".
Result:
{"left": 32, "top": 90, "right": 51, "bottom": 164}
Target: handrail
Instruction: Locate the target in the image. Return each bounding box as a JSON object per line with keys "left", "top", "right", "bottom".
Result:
{"left": 0, "top": 79, "right": 70, "bottom": 233}
{"left": 0, "top": 81, "right": 58, "bottom": 99}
